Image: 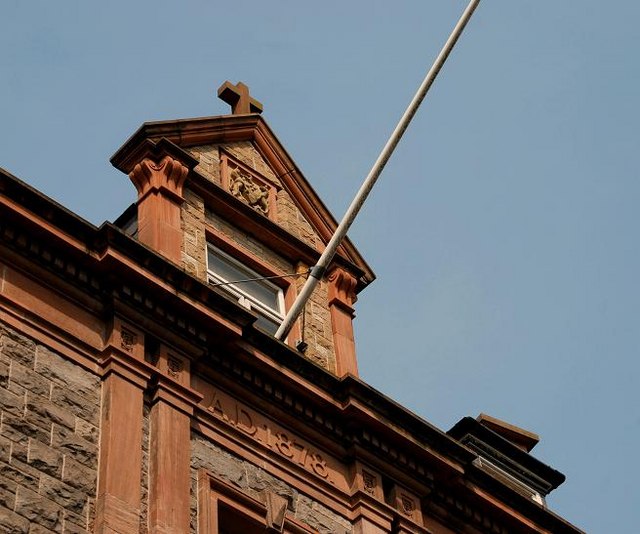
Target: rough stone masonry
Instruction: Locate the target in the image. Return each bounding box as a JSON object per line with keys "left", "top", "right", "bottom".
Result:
{"left": 0, "top": 322, "right": 100, "bottom": 534}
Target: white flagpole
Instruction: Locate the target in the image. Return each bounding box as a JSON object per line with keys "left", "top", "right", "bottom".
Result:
{"left": 275, "top": 0, "right": 481, "bottom": 341}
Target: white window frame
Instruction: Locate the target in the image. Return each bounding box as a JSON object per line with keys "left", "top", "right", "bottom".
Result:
{"left": 206, "top": 244, "right": 285, "bottom": 333}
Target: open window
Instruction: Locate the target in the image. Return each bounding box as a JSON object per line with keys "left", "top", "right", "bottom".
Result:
{"left": 206, "top": 244, "right": 285, "bottom": 335}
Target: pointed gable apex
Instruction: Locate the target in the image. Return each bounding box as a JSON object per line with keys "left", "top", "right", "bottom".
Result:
{"left": 111, "top": 113, "right": 375, "bottom": 290}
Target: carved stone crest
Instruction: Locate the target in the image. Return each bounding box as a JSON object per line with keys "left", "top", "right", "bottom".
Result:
{"left": 120, "top": 328, "right": 136, "bottom": 353}
{"left": 401, "top": 494, "right": 415, "bottom": 516}
{"left": 167, "top": 356, "right": 183, "bottom": 379}
{"left": 230, "top": 168, "right": 269, "bottom": 215}
{"left": 362, "top": 471, "right": 377, "bottom": 495}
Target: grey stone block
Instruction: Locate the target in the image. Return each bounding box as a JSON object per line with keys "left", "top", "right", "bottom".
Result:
{"left": 61, "top": 517, "right": 89, "bottom": 534}
{"left": 0, "top": 333, "right": 36, "bottom": 368}
{"left": 51, "top": 426, "right": 97, "bottom": 469}
{"left": 0, "top": 473, "right": 17, "bottom": 509}
{"left": 39, "top": 474, "right": 87, "bottom": 515}
{"left": 14, "top": 486, "right": 63, "bottom": 532}
{"left": 0, "top": 460, "right": 39, "bottom": 491}
{"left": 50, "top": 387, "right": 99, "bottom": 425}
{"left": 192, "top": 438, "right": 247, "bottom": 489}
{"left": 0, "top": 506, "right": 30, "bottom": 534}
{"left": 73, "top": 420, "right": 98, "bottom": 445}
{"left": 61, "top": 457, "right": 96, "bottom": 493}
{"left": 0, "top": 436, "right": 11, "bottom": 462}
{"left": 34, "top": 347, "right": 99, "bottom": 405}
{"left": 245, "top": 466, "right": 298, "bottom": 510}
{"left": 27, "top": 524, "right": 59, "bottom": 534}
{"left": 294, "top": 494, "right": 351, "bottom": 534}
{"left": 1, "top": 414, "right": 50, "bottom": 446}
{"left": 0, "top": 386, "right": 25, "bottom": 417}
{"left": 10, "top": 362, "right": 51, "bottom": 397}
{"left": 0, "top": 361, "right": 9, "bottom": 387}
{"left": 26, "top": 395, "right": 75, "bottom": 431}
{"left": 28, "top": 439, "right": 63, "bottom": 478}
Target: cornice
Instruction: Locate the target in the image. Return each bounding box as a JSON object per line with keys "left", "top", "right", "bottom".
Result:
{"left": 110, "top": 114, "right": 262, "bottom": 171}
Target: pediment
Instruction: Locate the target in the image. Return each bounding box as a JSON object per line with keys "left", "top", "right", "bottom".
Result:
{"left": 111, "top": 114, "right": 374, "bottom": 289}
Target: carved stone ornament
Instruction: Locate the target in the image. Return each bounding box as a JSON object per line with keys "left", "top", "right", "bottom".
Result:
{"left": 129, "top": 155, "right": 189, "bottom": 199}
{"left": 401, "top": 494, "right": 415, "bottom": 516}
{"left": 230, "top": 168, "right": 270, "bottom": 215}
{"left": 362, "top": 471, "right": 377, "bottom": 495}
{"left": 327, "top": 267, "right": 358, "bottom": 307}
{"left": 120, "top": 328, "right": 136, "bottom": 353}
{"left": 167, "top": 356, "right": 183, "bottom": 379}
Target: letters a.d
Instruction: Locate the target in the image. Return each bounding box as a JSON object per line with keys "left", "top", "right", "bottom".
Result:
{"left": 206, "top": 389, "right": 256, "bottom": 436}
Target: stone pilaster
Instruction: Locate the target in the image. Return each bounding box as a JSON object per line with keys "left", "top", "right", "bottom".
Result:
{"left": 327, "top": 267, "right": 358, "bottom": 376}
{"left": 95, "top": 320, "right": 151, "bottom": 534}
{"left": 148, "top": 346, "right": 202, "bottom": 534}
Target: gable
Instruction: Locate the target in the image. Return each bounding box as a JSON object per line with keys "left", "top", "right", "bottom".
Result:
{"left": 110, "top": 114, "right": 374, "bottom": 290}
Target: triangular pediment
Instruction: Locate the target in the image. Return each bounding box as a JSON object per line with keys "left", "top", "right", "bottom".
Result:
{"left": 111, "top": 114, "right": 374, "bottom": 289}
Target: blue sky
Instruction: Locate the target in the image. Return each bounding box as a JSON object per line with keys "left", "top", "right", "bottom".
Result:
{"left": 2, "top": 2, "right": 638, "bottom": 531}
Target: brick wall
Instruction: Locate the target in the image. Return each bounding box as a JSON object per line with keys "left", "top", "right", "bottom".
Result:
{"left": 190, "top": 433, "right": 352, "bottom": 534}
{"left": 0, "top": 322, "right": 100, "bottom": 533}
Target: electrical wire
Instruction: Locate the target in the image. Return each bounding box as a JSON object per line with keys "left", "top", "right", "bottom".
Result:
{"left": 209, "top": 268, "right": 311, "bottom": 288}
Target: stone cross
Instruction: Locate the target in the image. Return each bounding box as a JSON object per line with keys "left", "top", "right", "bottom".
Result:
{"left": 217, "top": 81, "right": 263, "bottom": 115}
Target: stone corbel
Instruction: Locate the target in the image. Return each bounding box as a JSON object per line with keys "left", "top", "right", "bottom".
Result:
{"left": 327, "top": 266, "right": 359, "bottom": 377}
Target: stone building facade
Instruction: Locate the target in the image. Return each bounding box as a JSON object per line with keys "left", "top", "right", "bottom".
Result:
{"left": 0, "top": 82, "right": 583, "bottom": 533}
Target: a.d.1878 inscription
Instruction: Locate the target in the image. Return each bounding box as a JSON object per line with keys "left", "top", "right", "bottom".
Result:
{"left": 194, "top": 377, "right": 346, "bottom": 489}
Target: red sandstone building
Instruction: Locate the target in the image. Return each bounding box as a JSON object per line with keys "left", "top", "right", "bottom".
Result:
{"left": 0, "top": 83, "right": 583, "bottom": 533}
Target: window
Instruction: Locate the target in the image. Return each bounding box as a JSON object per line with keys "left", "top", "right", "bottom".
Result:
{"left": 198, "top": 471, "right": 319, "bottom": 534}
{"left": 207, "top": 245, "right": 285, "bottom": 335}
{"left": 218, "top": 502, "right": 263, "bottom": 534}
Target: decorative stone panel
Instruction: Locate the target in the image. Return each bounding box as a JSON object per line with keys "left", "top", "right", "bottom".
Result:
{"left": 351, "top": 462, "right": 384, "bottom": 501}
{"left": 389, "top": 485, "right": 423, "bottom": 527}
{"left": 220, "top": 150, "right": 278, "bottom": 219}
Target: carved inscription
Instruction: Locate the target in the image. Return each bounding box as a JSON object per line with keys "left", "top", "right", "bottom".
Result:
{"left": 194, "top": 378, "right": 346, "bottom": 489}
